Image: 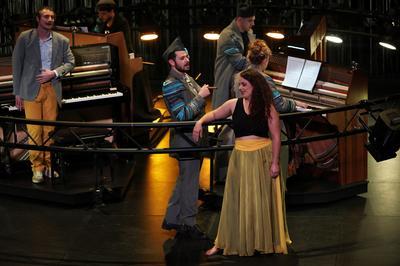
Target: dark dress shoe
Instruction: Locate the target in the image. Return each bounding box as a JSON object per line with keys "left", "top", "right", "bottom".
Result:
{"left": 180, "top": 224, "right": 209, "bottom": 240}
{"left": 161, "top": 219, "right": 182, "bottom": 231}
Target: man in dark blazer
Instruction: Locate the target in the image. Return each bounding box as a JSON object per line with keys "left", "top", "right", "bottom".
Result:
{"left": 12, "top": 6, "right": 75, "bottom": 184}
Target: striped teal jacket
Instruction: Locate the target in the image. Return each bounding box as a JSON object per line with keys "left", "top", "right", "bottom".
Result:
{"left": 162, "top": 68, "right": 206, "bottom": 121}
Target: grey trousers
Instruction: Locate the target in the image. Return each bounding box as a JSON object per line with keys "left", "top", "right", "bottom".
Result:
{"left": 164, "top": 158, "right": 201, "bottom": 226}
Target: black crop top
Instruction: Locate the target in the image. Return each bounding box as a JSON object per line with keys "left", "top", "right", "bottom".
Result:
{"left": 232, "top": 98, "right": 269, "bottom": 138}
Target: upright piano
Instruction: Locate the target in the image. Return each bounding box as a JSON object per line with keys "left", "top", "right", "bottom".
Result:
{"left": 0, "top": 43, "right": 129, "bottom": 162}
{"left": 0, "top": 43, "right": 127, "bottom": 119}
{"left": 266, "top": 54, "right": 368, "bottom": 202}
{"left": 12, "top": 27, "right": 144, "bottom": 121}
{"left": 59, "top": 43, "right": 129, "bottom": 123}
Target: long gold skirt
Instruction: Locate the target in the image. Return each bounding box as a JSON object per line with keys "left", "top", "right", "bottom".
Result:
{"left": 214, "top": 138, "right": 290, "bottom": 256}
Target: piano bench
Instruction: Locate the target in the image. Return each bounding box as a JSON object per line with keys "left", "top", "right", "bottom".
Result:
{"left": 49, "top": 128, "right": 115, "bottom": 187}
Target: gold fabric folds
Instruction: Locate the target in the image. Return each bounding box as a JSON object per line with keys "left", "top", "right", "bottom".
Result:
{"left": 214, "top": 138, "right": 290, "bottom": 256}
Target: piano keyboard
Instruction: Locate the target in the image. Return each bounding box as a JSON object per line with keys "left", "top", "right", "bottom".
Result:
{"left": 0, "top": 91, "right": 124, "bottom": 111}
{"left": 0, "top": 104, "right": 19, "bottom": 112}
{"left": 67, "top": 68, "right": 111, "bottom": 78}
{"left": 62, "top": 90, "right": 123, "bottom": 104}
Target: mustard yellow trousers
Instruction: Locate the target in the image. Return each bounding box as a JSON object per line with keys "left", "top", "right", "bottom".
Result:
{"left": 23, "top": 83, "right": 58, "bottom": 172}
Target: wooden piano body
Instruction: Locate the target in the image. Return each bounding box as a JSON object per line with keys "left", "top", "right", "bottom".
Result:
{"left": 266, "top": 54, "right": 368, "bottom": 202}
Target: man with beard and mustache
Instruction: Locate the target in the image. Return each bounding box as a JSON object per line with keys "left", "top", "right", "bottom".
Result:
{"left": 12, "top": 6, "right": 75, "bottom": 184}
{"left": 161, "top": 37, "right": 210, "bottom": 239}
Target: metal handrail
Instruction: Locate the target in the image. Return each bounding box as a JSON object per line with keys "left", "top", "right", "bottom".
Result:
{"left": 0, "top": 94, "right": 399, "bottom": 155}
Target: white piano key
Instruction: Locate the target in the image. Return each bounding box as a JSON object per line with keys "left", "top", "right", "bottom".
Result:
{"left": 62, "top": 91, "right": 123, "bottom": 104}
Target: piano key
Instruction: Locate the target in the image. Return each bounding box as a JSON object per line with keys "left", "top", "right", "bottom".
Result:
{"left": 0, "top": 75, "right": 12, "bottom": 82}
{"left": 62, "top": 91, "right": 123, "bottom": 104}
{"left": 7, "top": 106, "right": 19, "bottom": 111}
{"left": 0, "top": 104, "right": 19, "bottom": 111}
{"left": 315, "top": 88, "right": 347, "bottom": 99}
{"left": 0, "top": 80, "right": 13, "bottom": 87}
{"left": 67, "top": 68, "right": 111, "bottom": 78}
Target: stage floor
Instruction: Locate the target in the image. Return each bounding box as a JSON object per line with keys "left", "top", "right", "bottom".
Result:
{"left": 0, "top": 154, "right": 136, "bottom": 205}
{"left": 0, "top": 130, "right": 399, "bottom": 265}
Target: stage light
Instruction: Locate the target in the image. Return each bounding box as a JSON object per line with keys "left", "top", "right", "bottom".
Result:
{"left": 266, "top": 31, "right": 285, "bottom": 39}
{"left": 366, "top": 108, "right": 400, "bottom": 162}
{"left": 140, "top": 33, "right": 158, "bottom": 41}
{"left": 379, "top": 41, "right": 397, "bottom": 50}
{"left": 326, "top": 35, "right": 343, "bottom": 43}
{"left": 203, "top": 32, "right": 220, "bottom": 40}
{"left": 287, "top": 45, "right": 306, "bottom": 51}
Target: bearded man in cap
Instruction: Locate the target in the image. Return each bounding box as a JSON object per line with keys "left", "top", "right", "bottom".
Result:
{"left": 161, "top": 37, "right": 210, "bottom": 239}
{"left": 94, "top": 0, "right": 134, "bottom": 53}
{"left": 211, "top": 3, "right": 256, "bottom": 183}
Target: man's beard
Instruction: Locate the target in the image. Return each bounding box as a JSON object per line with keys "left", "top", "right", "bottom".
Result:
{"left": 175, "top": 64, "right": 190, "bottom": 73}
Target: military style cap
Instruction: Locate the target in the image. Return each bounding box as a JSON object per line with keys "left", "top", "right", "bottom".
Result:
{"left": 162, "top": 37, "right": 187, "bottom": 62}
{"left": 96, "top": 0, "right": 116, "bottom": 6}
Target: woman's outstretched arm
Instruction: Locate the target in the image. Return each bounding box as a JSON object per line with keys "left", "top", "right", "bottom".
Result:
{"left": 192, "top": 98, "right": 237, "bottom": 142}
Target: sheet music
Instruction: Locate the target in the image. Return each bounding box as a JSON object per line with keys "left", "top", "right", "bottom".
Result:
{"left": 281, "top": 56, "right": 321, "bottom": 92}
{"left": 297, "top": 60, "right": 322, "bottom": 92}
{"left": 282, "top": 56, "right": 305, "bottom": 88}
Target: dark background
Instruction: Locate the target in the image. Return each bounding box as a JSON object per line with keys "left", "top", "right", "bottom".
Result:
{"left": 1, "top": 0, "right": 399, "bottom": 98}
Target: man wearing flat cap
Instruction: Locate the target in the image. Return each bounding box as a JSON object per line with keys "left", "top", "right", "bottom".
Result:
{"left": 211, "top": 3, "right": 256, "bottom": 183}
{"left": 94, "top": 0, "right": 134, "bottom": 53}
{"left": 212, "top": 3, "right": 256, "bottom": 109}
{"left": 161, "top": 37, "right": 210, "bottom": 239}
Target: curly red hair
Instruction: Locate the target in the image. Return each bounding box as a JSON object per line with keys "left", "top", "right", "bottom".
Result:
{"left": 239, "top": 68, "right": 273, "bottom": 119}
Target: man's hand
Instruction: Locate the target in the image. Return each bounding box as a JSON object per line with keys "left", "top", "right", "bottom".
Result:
{"left": 198, "top": 84, "right": 211, "bottom": 98}
{"left": 36, "top": 69, "right": 55, "bottom": 84}
{"left": 295, "top": 100, "right": 308, "bottom": 109}
{"left": 15, "top": 95, "right": 24, "bottom": 110}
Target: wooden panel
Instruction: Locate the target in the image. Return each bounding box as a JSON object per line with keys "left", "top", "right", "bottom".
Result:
{"left": 0, "top": 57, "right": 12, "bottom": 76}
{"left": 16, "top": 25, "right": 107, "bottom": 46}
{"left": 309, "top": 16, "right": 326, "bottom": 60}
{"left": 338, "top": 132, "right": 368, "bottom": 185}
{"left": 266, "top": 52, "right": 368, "bottom": 187}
